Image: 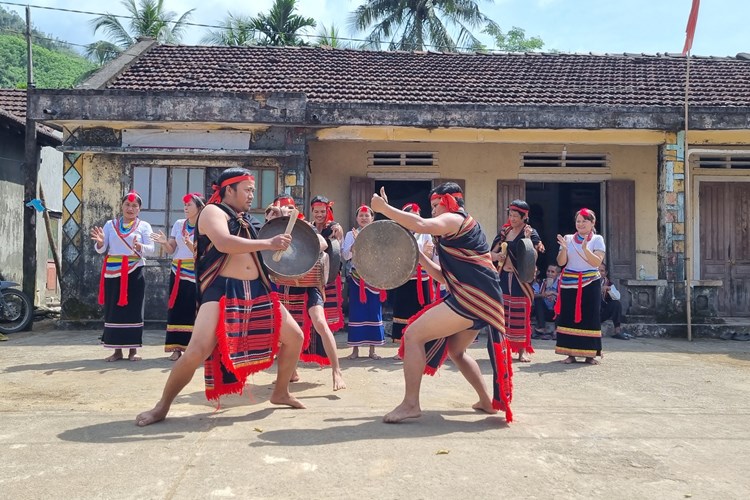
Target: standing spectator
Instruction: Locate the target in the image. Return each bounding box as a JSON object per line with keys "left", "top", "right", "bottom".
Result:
{"left": 554, "top": 208, "right": 606, "bottom": 365}
{"left": 533, "top": 264, "right": 560, "bottom": 340}
{"left": 599, "top": 264, "right": 631, "bottom": 340}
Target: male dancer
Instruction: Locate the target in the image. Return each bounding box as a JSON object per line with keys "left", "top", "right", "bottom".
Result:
{"left": 370, "top": 184, "right": 513, "bottom": 424}
{"left": 136, "top": 168, "right": 305, "bottom": 426}
{"left": 268, "top": 196, "right": 346, "bottom": 391}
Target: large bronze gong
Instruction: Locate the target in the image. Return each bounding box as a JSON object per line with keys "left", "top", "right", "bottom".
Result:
{"left": 352, "top": 220, "right": 418, "bottom": 290}
{"left": 258, "top": 216, "right": 319, "bottom": 278}
{"left": 325, "top": 238, "right": 342, "bottom": 284}
{"left": 515, "top": 238, "right": 537, "bottom": 283}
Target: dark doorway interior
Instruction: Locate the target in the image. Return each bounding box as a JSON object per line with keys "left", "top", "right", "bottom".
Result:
{"left": 374, "top": 180, "right": 433, "bottom": 220}
{"left": 525, "top": 182, "right": 601, "bottom": 272}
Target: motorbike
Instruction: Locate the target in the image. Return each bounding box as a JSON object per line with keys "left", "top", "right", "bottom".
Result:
{"left": 0, "top": 281, "right": 33, "bottom": 334}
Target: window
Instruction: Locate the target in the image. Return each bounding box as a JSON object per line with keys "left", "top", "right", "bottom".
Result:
{"left": 697, "top": 155, "right": 750, "bottom": 169}
{"left": 522, "top": 153, "right": 608, "bottom": 168}
{"left": 368, "top": 151, "right": 438, "bottom": 168}
{"left": 246, "top": 167, "right": 277, "bottom": 221}
{"left": 133, "top": 166, "right": 205, "bottom": 256}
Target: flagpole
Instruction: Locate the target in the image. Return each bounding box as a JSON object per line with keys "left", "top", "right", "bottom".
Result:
{"left": 684, "top": 50, "right": 693, "bottom": 342}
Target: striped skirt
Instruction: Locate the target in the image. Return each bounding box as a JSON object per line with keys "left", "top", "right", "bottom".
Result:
{"left": 165, "top": 275, "right": 196, "bottom": 352}
{"left": 102, "top": 267, "right": 144, "bottom": 349}
{"left": 555, "top": 278, "right": 602, "bottom": 358}
{"left": 499, "top": 270, "right": 534, "bottom": 354}
{"left": 347, "top": 274, "right": 384, "bottom": 347}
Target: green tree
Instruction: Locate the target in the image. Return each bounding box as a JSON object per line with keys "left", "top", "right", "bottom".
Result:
{"left": 0, "top": 35, "right": 96, "bottom": 88}
{"left": 316, "top": 23, "right": 352, "bottom": 49}
{"left": 482, "top": 24, "right": 544, "bottom": 52}
{"left": 87, "top": 0, "right": 194, "bottom": 63}
{"left": 201, "top": 13, "right": 255, "bottom": 46}
{"left": 0, "top": 6, "right": 79, "bottom": 55}
{"left": 249, "top": 0, "right": 316, "bottom": 46}
{"left": 349, "top": 0, "right": 496, "bottom": 52}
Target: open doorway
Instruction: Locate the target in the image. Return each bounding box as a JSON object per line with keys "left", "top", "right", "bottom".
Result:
{"left": 374, "top": 180, "right": 433, "bottom": 219}
{"left": 525, "top": 182, "right": 602, "bottom": 272}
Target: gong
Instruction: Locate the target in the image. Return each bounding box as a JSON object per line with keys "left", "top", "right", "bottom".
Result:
{"left": 325, "top": 238, "right": 342, "bottom": 285}
{"left": 351, "top": 220, "right": 418, "bottom": 290}
{"left": 515, "top": 238, "right": 537, "bottom": 283}
{"left": 258, "top": 216, "right": 319, "bottom": 278}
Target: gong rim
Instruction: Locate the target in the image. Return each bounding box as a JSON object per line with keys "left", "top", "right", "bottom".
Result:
{"left": 258, "top": 216, "right": 319, "bottom": 277}
{"left": 325, "top": 238, "right": 341, "bottom": 284}
{"left": 351, "top": 220, "right": 418, "bottom": 290}
{"left": 516, "top": 238, "right": 537, "bottom": 283}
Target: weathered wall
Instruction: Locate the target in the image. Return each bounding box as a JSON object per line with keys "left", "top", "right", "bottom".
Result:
{"left": 0, "top": 127, "right": 25, "bottom": 284}
{"left": 308, "top": 138, "right": 659, "bottom": 275}
{"left": 59, "top": 124, "right": 307, "bottom": 324}
{"left": 36, "top": 145, "right": 63, "bottom": 305}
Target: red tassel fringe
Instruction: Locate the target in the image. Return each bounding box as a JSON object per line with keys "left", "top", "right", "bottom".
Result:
{"left": 117, "top": 256, "right": 129, "bottom": 306}
{"left": 168, "top": 261, "right": 182, "bottom": 309}
{"left": 416, "top": 264, "right": 425, "bottom": 306}
{"left": 98, "top": 258, "right": 106, "bottom": 305}
{"left": 575, "top": 272, "right": 583, "bottom": 323}
{"left": 327, "top": 275, "right": 345, "bottom": 331}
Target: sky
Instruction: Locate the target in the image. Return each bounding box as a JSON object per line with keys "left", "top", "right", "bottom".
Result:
{"left": 1, "top": 0, "right": 748, "bottom": 57}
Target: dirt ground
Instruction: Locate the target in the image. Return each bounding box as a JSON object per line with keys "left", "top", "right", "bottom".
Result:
{"left": 1, "top": 324, "right": 749, "bottom": 499}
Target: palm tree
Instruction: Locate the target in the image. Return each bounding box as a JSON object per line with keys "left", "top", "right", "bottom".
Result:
{"left": 316, "top": 23, "right": 352, "bottom": 49}
{"left": 87, "top": 0, "right": 194, "bottom": 63}
{"left": 249, "top": 0, "right": 316, "bottom": 46}
{"left": 349, "top": 0, "right": 497, "bottom": 52}
{"left": 201, "top": 13, "right": 256, "bottom": 46}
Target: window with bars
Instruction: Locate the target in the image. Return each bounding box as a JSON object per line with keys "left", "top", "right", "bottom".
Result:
{"left": 522, "top": 153, "right": 608, "bottom": 168}
{"left": 697, "top": 155, "right": 750, "bottom": 169}
{"left": 368, "top": 151, "right": 438, "bottom": 167}
{"left": 133, "top": 166, "right": 205, "bottom": 257}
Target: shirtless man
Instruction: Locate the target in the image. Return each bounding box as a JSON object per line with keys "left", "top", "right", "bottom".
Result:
{"left": 267, "top": 199, "right": 346, "bottom": 391}
{"left": 136, "top": 168, "right": 305, "bottom": 426}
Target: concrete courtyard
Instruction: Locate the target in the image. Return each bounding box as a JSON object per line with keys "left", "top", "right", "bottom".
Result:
{"left": 1, "top": 324, "right": 749, "bottom": 499}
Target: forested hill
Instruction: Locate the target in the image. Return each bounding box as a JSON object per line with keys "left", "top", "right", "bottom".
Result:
{"left": 0, "top": 7, "right": 96, "bottom": 88}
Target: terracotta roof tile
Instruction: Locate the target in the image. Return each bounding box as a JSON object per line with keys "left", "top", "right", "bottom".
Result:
{"left": 105, "top": 46, "right": 750, "bottom": 108}
{"left": 0, "top": 88, "right": 61, "bottom": 142}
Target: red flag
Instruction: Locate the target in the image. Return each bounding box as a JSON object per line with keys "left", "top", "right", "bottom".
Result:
{"left": 682, "top": 0, "right": 700, "bottom": 55}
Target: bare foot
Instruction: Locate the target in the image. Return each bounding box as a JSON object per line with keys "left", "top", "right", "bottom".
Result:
{"left": 105, "top": 352, "right": 123, "bottom": 362}
{"left": 383, "top": 402, "right": 422, "bottom": 423}
{"left": 290, "top": 369, "right": 300, "bottom": 383}
{"left": 270, "top": 393, "right": 306, "bottom": 409}
{"left": 369, "top": 352, "right": 382, "bottom": 360}
{"left": 135, "top": 404, "right": 168, "bottom": 427}
{"left": 472, "top": 400, "right": 499, "bottom": 415}
{"left": 518, "top": 353, "right": 531, "bottom": 363}
{"left": 347, "top": 351, "right": 359, "bottom": 360}
{"left": 584, "top": 357, "right": 600, "bottom": 365}
{"left": 168, "top": 351, "right": 181, "bottom": 361}
{"left": 561, "top": 356, "right": 576, "bottom": 364}
{"left": 392, "top": 354, "right": 402, "bottom": 360}
{"left": 128, "top": 354, "right": 142, "bottom": 361}
{"left": 332, "top": 369, "right": 346, "bottom": 391}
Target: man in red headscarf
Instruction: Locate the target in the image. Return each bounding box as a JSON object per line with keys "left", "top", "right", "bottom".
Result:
{"left": 136, "top": 168, "right": 306, "bottom": 426}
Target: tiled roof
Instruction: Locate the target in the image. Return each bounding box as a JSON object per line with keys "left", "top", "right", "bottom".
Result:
{"left": 107, "top": 45, "right": 750, "bottom": 108}
{"left": 0, "top": 88, "right": 61, "bottom": 142}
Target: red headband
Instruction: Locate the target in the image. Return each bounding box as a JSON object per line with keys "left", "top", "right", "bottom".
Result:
{"left": 402, "top": 202, "right": 420, "bottom": 213}
{"left": 579, "top": 208, "right": 594, "bottom": 219}
{"left": 356, "top": 205, "right": 372, "bottom": 215}
{"left": 430, "top": 192, "right": 463, "bottom": 213}
{"left": 207, "top": 174, "right": 254, "bottom": 204}
{"left": 125, "top": 190, "right": 139, "bottom": 203}
{"left": 312, "top": 201, "right": 335, "bottom": 224}
{"left": 508, "top": 204, "right": 529, "bottom": 216}
{"left": 182, "top": 192, "right": 202, "bottom": 204}
{"left": 275, "top": 196, "right": 296, "bottom": 208}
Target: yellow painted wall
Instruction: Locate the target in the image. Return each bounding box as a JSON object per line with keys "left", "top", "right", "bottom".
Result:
{"left": 308, "top": 139, "right": 659, "bottom": 275}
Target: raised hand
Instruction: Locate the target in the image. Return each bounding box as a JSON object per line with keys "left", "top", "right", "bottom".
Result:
{"left": 370, "top": 188, "right": 388, "bottom": 213}
{"left": 133, "top": 234, "right": 142, "bottom": 254}
{"left": 151, "top": 230, "right": 168, "bottom": 245}
{"left": 90, "top": 226, "right": 104, "bottom": 246}
{"left": 556, "top": 234, "right": 566, "bottom": 247}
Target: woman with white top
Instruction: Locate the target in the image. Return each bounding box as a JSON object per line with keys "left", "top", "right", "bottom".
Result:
{"left": 90, "top": 190, "right": 154, "bottom": 361}
{"left": 151, "top": 193, "right": 205, "bottom": 360}
{"left": 554, "top": 208, "right": 606, "bottom": 365}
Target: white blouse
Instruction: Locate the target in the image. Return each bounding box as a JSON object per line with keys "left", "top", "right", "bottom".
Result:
{"left": 170, "top": 218, "right": 195, "bottom": 260}
{"left": 562, "top": 233, "right": 605, "bottom": 272}
{"left": 95, "top": 218, "right": 155, "bottom": 265}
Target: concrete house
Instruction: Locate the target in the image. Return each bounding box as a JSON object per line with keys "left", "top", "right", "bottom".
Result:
{"left": 0, "top": 88, "right": 62, "bottom": 306}
{"left": 28, "top": 43, "right": 750, "bottom": 333}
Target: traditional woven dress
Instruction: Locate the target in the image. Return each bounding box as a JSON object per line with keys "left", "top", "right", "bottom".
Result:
{"left": 195, "top": 203, "right": 282, "bottom": 401}
{"left": 399, "top": 211, "right": 514, "bottom": 422}
{"left": 164, "top": 218, "right": 197, "bottom": 353}
{"left": 554, "top": 233, "right": 606, "bottom": 358}
{"left": 342, "top": 227, "right": 386, "bottom": 347}
{"left": 491, "top": 227, "right": 541, "bottom": 354}
{"left": 392, "top": 232, "right": 434, "bottom": 342}
{"left": 96, "top": 217, "right": 154, "bottom": 349}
